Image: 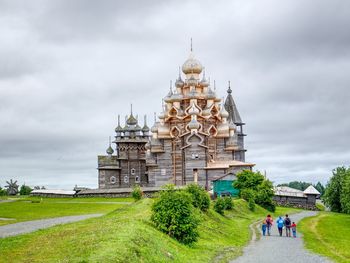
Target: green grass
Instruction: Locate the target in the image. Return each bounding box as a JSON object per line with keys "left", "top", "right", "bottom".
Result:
{"left": 0, "top": 197, "right": 132, "bottom": 226}
{"left": 299, "top": 212, "right": 350, "bottom": 263}
{"left": 0, "top": 199, "right": 300, "bottom": 263}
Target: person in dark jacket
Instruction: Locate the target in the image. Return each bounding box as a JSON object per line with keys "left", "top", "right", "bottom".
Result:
{"left": 284, "top": 214, "right": 291, "bottom": 237}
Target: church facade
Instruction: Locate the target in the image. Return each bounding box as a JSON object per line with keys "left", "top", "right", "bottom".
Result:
{"left": 97, "top": 49, "right": 254, "bottom": 190}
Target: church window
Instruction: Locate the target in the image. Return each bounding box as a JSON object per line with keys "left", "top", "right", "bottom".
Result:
{"left": 131, "top": 168, "right": 136, "bottom": 175}
{"left": 110, "top": 176, "right": 116, "bottom": 184}
{"left": 135, "top": 175, "right": 140, "bottom": 183}
{"left": 124, "top": 176, "right": 129, "bottom": 183}
{"left": 191, "top": 153, "right": 199, "bottom": 159}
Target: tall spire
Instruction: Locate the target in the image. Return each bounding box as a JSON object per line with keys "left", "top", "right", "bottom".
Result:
{"left": 130, "top": 104, "right": 133, "bottom": 115}
{"left": 118, "top": 115, "right": 120, "bottom": 126}
{"left": 190, "top": 37, "right": 193, "bottom": 52}
{"left": 154, "top": 112, "right": 157, "bottom": 122}
{"left": 224, "top": 81, "right": 243, "bottom": 125}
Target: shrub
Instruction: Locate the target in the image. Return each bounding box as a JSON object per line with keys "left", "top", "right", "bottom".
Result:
{"left": 19, "top": 184, "right": 32, "bottom": 195}
{"left": 151, "top": 187, "right": 199, "bottom": 244}
{"left": 185, "top": 184, "right": 210, "bottom": 211}
{"left": 248, "top": 197, "right": 255, "bottom": 211}
{"left": 214, "top": 197, "right": 226, "bottom": 215}
{"left": 240, "top": 188, "right": 255, "bottom": 201}
{"left": 223, "top": 196, "right": 234, "bottom": 210}
{"left": 131, "top": 185, "right": 143, "bottom": 201}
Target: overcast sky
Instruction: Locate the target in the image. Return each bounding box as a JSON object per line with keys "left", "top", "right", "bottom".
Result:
{"left": 1, "top": 0, "right": 349, "bottom": 189}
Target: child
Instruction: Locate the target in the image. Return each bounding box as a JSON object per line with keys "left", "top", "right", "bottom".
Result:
{"left": 291, "top": 222, "right": 297, "bottom": 238}
{"left": 262, "top": 220, "right": 267, "bottom": 236}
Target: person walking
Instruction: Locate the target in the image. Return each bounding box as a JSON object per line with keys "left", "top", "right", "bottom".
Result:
{"left": 276, "top": 216, "right": 284, "bottom": 236}
{"left": 284, "top": 214, "right": 291, "bottom": 237}
{"left": 291, "top": 222, "right": 297, "bottom": 238}
{"left": 262, "top": 219, "right": 267, "bottom": 236}
{"left": 266, "top": 215, "right": 273, "bottom": 236}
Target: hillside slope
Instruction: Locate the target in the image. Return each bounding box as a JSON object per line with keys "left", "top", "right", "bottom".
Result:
{"left": 0, "top": 198, "right": 297, "bottom": 263}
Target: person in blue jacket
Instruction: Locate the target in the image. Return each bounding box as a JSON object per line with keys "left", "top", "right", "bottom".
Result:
{"left": 277, "top": 216, "right": 284, "bottom": 236}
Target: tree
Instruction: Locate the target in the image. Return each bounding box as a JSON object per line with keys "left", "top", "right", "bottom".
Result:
{"left": 214, "top": 197, "right": 226, "bottom": 215}
{"left": 233, "top": 170, "right": 275, "bottom": 212}
{"left": 323, "top": 166, "right": 350, "bottom": 213}
{"left": 151, "top": 185, "right": 200, "bottom": 244}
{"left": 5, "top": 179, "right": 19, "bottom": 196}
{"left": 314, "top": 182, "right": 325, "bottom": 196}
{"left": 341, "top": 175, "right": 350, "bottom": 214}
{"left": 0, "top": 186, "right": 7, "bottom": 196}
{"left": 19, "top": 184, "right": 32, "bottom": 195}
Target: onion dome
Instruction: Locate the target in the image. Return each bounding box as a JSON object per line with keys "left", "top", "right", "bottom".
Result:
{"left": 170, "top": 92, "right": 183, "bottom": 101}
{"left": 199, "top": 69, "right": 209, "bottom": 87}
{"left": 106, "top": 145, "right": 114, "bottom": 155}
{"left": 142, "top": 115, "right": 150, "bottom": 133}
{"left": 158, "top": 111, "right": 165, "bottom": 119}
{"left": 188, "top": 103, "right": 200, "bottom": 115}
{"left": 126, "top": 113, "right": 137, "bottom": 125}
{"left": 164, "top": 82, "right": 173, "bottom": 103}
{"left": 151, "top": 122, "right": 159, "bottom": 133}
{"left": 207, "top": 87, "right": 216, "bottom": 99}
{"left": 135, "top": 124, "right": 142, "bottom": 131}
{"left": 188, "top": 119, "right": 200, "bottom": 130}
{"left": 220, "top": 105, "right": 229, "bottom": 118}
{"left": 142, "top": 125, "right": 149, "bottom": 133}
{"left": 115, "top": 115, "right": 123, "bottom": 133}
{"left": 187, "top": 75, "right": 198, "bottom": 86}
{"left": 106, "top": 136, "right": 114, "bottom": 155}
{"left": 182, "top": 52, "right": 203, "bottom": 74}
{"left": 175, "top": 67, "right": 185, "bottom": 88}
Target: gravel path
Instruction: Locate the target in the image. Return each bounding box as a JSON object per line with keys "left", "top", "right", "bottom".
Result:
{"left": 230, "top": 211, "right": 332, "bottom": 263}
{"left": 0, "top": 214, "right": 103, "bottom": 238}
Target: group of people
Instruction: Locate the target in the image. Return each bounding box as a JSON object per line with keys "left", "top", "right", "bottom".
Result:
{"left": 261, "top": 214, "right": 297, "bottom": 237}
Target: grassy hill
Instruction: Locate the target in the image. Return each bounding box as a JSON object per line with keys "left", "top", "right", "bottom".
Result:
{"left": 0, "top": 196, "right": 131, "bottom": 226}
{"left": 0, "top": 198, "right": 298, "bottom": 263}
{"left": 299, "top": 212, "right": 350, "bottom": 263}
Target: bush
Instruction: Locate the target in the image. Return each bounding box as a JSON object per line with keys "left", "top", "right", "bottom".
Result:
{"left": 151, "top": 187, "right": 199, "bottom": 244}
{"left": 223, "top": 196, "right": 234, "bottom": 210}
{"left": 185, "top": 184, "right": 210, "bottom": 211}
{"left": 214, "top": 197, "right": 226, "bottom": 215}
{"left": 248, "top": 197, "right": 255, "bottom": 211}
{"left": 131, "top": 185, "right": 143, "bottom": 201}
{"left": 19, "top": 184, "right": 32, "bottom": 195}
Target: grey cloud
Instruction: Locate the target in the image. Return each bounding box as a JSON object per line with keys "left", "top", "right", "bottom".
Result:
{"left": 0, "top": 0, "right": 350, "bottom": 188}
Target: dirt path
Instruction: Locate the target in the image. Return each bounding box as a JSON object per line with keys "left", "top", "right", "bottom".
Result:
{"left": 230, "top": 211, "right": 332, "bottom": 263}
{"left": 0, "top": 214, "right": 103, "bottom": 238}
